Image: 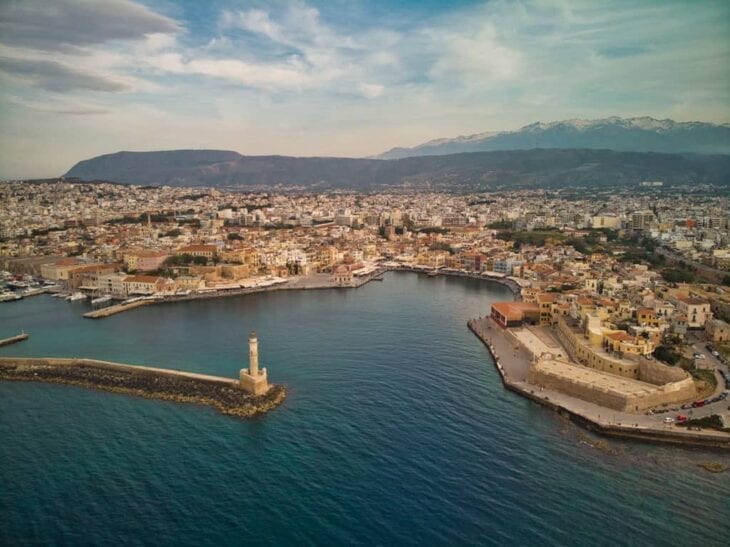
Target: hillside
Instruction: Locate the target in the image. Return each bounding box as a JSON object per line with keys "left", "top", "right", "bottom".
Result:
{"left": 377, "top": 117, "right": 730, "bottom": 159}
{"left": 64, "top": 148, "right": 730, "bottom": 190}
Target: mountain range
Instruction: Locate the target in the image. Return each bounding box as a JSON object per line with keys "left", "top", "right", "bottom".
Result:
{"left": 64, "top": 148, "right": 730, "bottom": 191}
{"left": 376, "top": 117, "right": 730, "bottom": 159}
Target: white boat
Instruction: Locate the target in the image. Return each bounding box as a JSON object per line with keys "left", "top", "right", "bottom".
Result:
{"left": 67, "top": 292, "right": 87, "bottom": 301}
{"left": 0, "top": 291, "right": 23, "bottom": 302}
{"left": 91, "top": 295, "right": 112, "bottom": 305}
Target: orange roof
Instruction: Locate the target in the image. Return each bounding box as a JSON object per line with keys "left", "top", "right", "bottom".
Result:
{"left": 70, "top": 264, "right": 115, "bottom": 273}
{"left": 491, "top": 301, "right": 540, "bottom": 320}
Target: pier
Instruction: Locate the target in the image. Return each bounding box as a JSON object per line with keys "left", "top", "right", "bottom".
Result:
{"left": 83, "top": 299, "right": 152, "bottom": 319}
{"left": 0, "top": 333, "right": 29, "bottom": 347}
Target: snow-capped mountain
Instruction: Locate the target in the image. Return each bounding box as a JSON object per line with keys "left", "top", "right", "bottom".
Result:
{"left": 376, "top": 117, "right": 730, "bottom": 159}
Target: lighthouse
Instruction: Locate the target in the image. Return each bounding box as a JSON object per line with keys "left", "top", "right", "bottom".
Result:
{"left": 239, "top": 331, "right": 269, "bottom": 395}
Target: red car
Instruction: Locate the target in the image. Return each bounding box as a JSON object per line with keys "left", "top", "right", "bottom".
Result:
{"left": 691, "top": 401, "right": 705, "bottom": 408}
{"left": 676, "top": 414, "right": 687, "bottom": 422}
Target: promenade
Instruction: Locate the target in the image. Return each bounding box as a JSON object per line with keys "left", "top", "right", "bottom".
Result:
{"left": 83, "top": 269, "right": 385, "bottom": 319}
{"left": 468, "top": 316, "right": 730, "bottom": 449}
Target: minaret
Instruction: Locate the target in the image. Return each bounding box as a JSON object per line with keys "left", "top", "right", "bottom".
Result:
{"left": 240, "top": 330, "right": 269, "bottom": 395}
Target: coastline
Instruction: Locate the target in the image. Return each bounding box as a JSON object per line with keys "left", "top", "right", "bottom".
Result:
{"left": 83, "top": 266, "right": 520, "bottom": 319}
{"left": 467, "top": 318, "right": 730, "bottom": 450}
{"left": 0, "top": 357, "right": 286, "bottom": 418}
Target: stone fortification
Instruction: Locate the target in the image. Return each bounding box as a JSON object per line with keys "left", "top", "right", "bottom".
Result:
{"left": 527, "top": 354, "right": 696, "bottom": 413}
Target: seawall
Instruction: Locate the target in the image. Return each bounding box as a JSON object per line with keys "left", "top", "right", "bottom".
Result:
{"left": 0, "top": 357, "right": 285, "bottom": 418}
{"left": 387, "top": 266, "right": 522, "bottom": 295}
{"left": 467, "top": 319, "right": 730, "bottom": 450}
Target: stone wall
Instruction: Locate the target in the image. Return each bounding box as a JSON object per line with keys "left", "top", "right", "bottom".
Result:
{"left": 638, "top": 359, "right": 690, "bottom": 386}
{"left": 527, "top": 356, "right": 698, "bottom": 413}
{"left": 527, "top": 365, "right": 629, "bottom": 411}
{"left": 555, "top": 318, "right": 640, "bottom": 379}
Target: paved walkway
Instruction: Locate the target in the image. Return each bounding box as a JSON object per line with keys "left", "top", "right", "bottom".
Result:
{"left": 469, "top": 316, "right": 531, "bottom": 382}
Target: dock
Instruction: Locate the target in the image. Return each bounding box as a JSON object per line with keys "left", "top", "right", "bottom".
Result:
{"left": 84, "top": 299, "right": 152, "bottom": 319}
{"left": 0, "top": 333, "right": 29, "bottom": 347}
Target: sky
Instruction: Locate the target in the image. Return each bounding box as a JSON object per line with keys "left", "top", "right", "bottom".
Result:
{"left": 0, "top": 0, "right": 728, "bottom": 178}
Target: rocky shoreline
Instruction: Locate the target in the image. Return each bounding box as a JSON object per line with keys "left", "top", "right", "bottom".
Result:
{"left": 0, "top": 360, "right": 286, "bottom": 418}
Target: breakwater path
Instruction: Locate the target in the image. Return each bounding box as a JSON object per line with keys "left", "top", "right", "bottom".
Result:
{"left": 0, "top": 357, "right": 285, "bottom": 418}
{"left": 468, "top": 317, "right": 730, "bottom": 449}
{"left": 0, "top": 333, "right": 29, "bottom": 347}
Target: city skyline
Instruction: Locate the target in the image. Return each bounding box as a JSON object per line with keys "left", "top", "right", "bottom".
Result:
{"left": 1, "top": 0, "right": 729, "bottom": 178}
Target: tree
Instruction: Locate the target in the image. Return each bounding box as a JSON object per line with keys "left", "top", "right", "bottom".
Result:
{"left": 653, "top": 345, "right": 680, "bottom": 365}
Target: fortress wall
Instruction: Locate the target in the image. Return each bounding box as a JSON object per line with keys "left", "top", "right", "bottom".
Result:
{"left": 639, "top": 359, "right": 691, "bottom": 385}
{"left": 527, "top": 366, "right": 629, "bottom": 411}
{"left": 623, "top": 377, "right": 697, "bottom": 411}
{"left": 555, "top": 318, "right": 640, "bottom": 379}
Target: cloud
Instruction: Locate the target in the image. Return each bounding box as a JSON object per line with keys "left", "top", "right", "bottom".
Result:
{"left": 0, "top": 57, "right": 130, "bottom": 92}
{"left": 358, "top": 83, "right": 384, "bottom": 99}
{"left": 146, "top": 52, "right": 317, "bottom": 90}
{"left": 0, "top": 0, "right": 180, "bottom": 53}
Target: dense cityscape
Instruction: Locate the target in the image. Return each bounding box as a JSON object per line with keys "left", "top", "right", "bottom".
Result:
{"left": 2, "top": 0, "right": 730, "bottom": 544}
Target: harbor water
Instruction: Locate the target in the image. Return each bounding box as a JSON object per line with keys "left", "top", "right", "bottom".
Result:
{"left": 1, "top": 272, "right": 728, "bottom": 545}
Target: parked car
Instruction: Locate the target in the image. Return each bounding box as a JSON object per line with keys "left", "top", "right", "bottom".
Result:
{"left": 676, "top": 415, "right": 688, "bottom": 422}
{"left": 691, "top": 400, "right": 706, "bottom": 408}
{"left": 663, "top": 417, "right": 675, "bottom": 423}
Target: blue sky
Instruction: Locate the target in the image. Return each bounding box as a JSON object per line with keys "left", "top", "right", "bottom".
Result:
{"left": 0, "top": 0, "right": 728, "bottom": 177}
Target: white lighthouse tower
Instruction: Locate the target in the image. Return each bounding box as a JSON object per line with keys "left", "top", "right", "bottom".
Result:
{"left": 240, "top": 331, "right": 269, "bottom": 395}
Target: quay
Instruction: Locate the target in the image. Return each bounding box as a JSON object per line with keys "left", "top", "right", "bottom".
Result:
{"left": 467, "top": 316, "right": 730, "bottom": 450}
{"left": 0, "top": 333, "right": 29, "bottom": 348}
{"left": 0, "top": 355, "right": 285, "bottom": 418}
{"left": 387, "top": 265, "right": 522, "bottom": 295}
{"left": 82, "top": 269, "right": 386, "bottom": 319}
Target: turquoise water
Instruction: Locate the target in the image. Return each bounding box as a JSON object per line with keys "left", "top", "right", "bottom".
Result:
{"left": 1, "top": 272, "right": 728, "bottom": 545}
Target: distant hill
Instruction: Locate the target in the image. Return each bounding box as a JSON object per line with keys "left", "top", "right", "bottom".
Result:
{"left": 64, "top": 148, "right": 730, "bottom": 191}
{"left": 376, "top": 117, "right": 730, "bottom": 159}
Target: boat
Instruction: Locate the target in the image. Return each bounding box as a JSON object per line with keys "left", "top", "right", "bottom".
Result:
{"left": 91, "top": 295, "right": 113, "bottom": 306}
{"left": 67, "top": 292, "right": 87, "bottom": 301}
{"left": 0, "top": 291, "right": 23, "bottom": 302}
{"left": 5, "top": 280, "right": 28, "bottom": 290}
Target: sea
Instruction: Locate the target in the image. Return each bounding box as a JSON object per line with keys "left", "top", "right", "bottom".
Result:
{"left": 1, "top": 272, "right": 728, "bottom": 545}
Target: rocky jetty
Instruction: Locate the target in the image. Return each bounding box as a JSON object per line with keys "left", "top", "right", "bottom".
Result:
{"left": 0, "top": 359, "right": 286, "bottom": 418}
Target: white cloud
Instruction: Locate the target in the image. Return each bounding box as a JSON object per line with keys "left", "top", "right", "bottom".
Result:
{"left": 358, "top": 83, "right": 384, "bottom": 99}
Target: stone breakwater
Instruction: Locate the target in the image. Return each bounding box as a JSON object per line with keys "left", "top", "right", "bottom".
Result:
{"left": 0, "top": 358, "right": 285, "bottom": 418}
